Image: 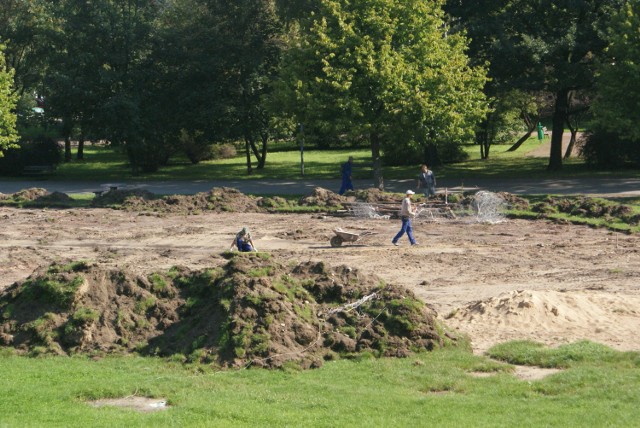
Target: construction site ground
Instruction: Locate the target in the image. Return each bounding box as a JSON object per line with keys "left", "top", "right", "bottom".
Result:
{"left": 1, "top": 193, "right": 638, "bottom": 355}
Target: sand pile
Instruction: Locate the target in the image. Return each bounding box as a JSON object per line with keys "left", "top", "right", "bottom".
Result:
{"left": 446, "top": 289, "right": 640, "bottom": 353}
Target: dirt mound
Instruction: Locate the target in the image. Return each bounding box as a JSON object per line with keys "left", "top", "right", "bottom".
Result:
{"left": 298, "top": 187, "right": 347, "bottom": 208}
{"left": 31, "top": 191, "right": 74, "bottom": 207}
{"left": 0, "top": 261, "right": 183, "bottom": 356}
{"left": 91, "top": 189, "right": 157, "bottom": 207}
{"left": 92, "top": 187, "right": 264, "bottom": 213}
{"left": 11, "top": 188, "right": 49, "bottom": 201}
{"left": 496, "top": 192, "right": 530, "bottom": 210}
{"left": 0, "top": 255, "right": 456, "bottom": 368}
{"left": 533, "top": 196, "right": 636, "bottom": 222}
{"left": 353, "top": 188, "right": 400, "bottom": 204}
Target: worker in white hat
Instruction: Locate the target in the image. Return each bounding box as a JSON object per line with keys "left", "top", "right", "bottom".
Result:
{"left": 391, "top": 190, "right": 418, "bottom": 246}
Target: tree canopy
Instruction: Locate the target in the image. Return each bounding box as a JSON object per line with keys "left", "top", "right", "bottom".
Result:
{"left": 274, "top": 0, "right": 487, "bottom": 188}
{"left": 591, "top": 2, "right": 640, "bottom": 142}
{"left": 1, "top": 0, "right": 638, "bottom": 175}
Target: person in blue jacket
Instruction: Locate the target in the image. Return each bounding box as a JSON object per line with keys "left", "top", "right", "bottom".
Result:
{"left": 339, "top": 156, "right": 354, "bottom": 195}
{"left": 229, "top": 227, "right": 257, "bottom": 252}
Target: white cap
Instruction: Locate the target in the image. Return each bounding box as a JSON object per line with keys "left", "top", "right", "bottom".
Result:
{"left": 406, "top": 190, "right": 415, "bottom": 195}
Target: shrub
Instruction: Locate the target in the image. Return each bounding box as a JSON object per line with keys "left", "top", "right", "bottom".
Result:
{"left": 211, "top": 143, "right": 237, "bottom": 160}
{"left": 0, "top": 136, "right": 62, "bottom": 176}
{"left": 580, "top": 130, "right": 640, "bottom": 168}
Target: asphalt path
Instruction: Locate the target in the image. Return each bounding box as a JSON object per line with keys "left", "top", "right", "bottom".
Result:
{"left": 1, "top": 177, "right": 639, "bottom": 197}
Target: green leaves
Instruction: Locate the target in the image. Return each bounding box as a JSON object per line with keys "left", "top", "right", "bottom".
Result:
{"left": 275, "top": 0, "right": 488, "bottom": 170}
{"left": 592, "top": 2, "right": 640, "bottom": 142}
{"left": 0, "top": 46, "right": 18, "bottom": 156}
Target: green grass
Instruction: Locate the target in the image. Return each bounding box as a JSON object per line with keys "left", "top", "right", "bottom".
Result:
{"left": 7, "top": 138, "right": 639, "bottom": 184}
{"left": 48, "top": 145, "right": 374, "bottom": 181}
{"left": 0, "top": 341, "right": 638, "bottom": 427}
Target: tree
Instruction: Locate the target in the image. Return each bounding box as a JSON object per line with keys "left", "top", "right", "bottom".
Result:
{"left": 591, "top": 1, "right": 640, "bottom": 142}
{"left": 0, "top": 46, "right": 19, "bottom": 156}
{"left": 274, "top": 0, "right": 487, "bottom": 189}
{"left": 92, "top": 0, "right": 162, "bottom": 173}
{"left": 0, "top": 0, "right": 54, "bottom": 97}
{"left": 153, "top": 0, "right": 283, "bottom": 173}
{"left": 446, "top": 0, "right": 624, "bottom": 170}
{"left": 478, "top": 90, "right": 538, "bottom": 159}
{"left": 45, "top": 0, "right": 110, "bottom": 161}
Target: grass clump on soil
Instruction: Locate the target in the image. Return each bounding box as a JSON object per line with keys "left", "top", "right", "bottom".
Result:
{"left": 0, "top": 254, "right": 457, "bottom": 369}
{"left": 508, "top": 196, "right": 640, "bottom": 233}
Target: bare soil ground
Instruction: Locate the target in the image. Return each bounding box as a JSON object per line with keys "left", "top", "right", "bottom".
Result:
{"left": 1, "top": 193, "right": 638, "bottom": 355}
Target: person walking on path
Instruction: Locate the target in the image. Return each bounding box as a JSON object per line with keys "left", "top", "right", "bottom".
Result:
{"left": 229, "top": 227, "right": 257, "bottom": 252}
{"left": 417, "top": 164, "right": 436, "bottom": 199}
{"left": 339, "top": 156, "right": 354, "bottom": 195}
{"left": 392, "top": 190, "right": 418, "bottom": 246}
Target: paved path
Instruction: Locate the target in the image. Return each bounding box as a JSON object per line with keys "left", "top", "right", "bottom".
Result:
{"left": 1, "top": 177, "right": 639, "bottom": 197}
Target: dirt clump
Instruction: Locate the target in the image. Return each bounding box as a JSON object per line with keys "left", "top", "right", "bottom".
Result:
{"left": 91, "top": 189, "right": 156, "bottom": 207}
{"left": 92, "top": 187, "right": 264, "bottom": 214}
{"left": 532, "top": 196, "right": 635, "bottom": 222}
{"left": 353, "top": 188, "right": 401, "bottom": 204}
{"left": 31, "top": 191, "right": 74, "bottom": 207}
{"left": 0, "top": 254, "right": 456, "bottom": 369}
{"left": 298, "top": 187, "right": 347, "bottom": 208}
{"left": 0, "top": 260, "right": 183, "bottom": 355}
{"left": 11, "top": 188, "right": 49, "bottom": 201}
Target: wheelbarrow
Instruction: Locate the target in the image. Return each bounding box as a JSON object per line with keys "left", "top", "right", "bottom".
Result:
{"left": 330, "top": 227, "right": 377, "bottom": 247}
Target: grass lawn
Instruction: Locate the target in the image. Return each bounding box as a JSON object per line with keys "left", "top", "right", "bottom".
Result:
{"left": 11, "top": 138, "right": 638, "bottom": 183}
{"left": 1, "top": 341, "right": 638, "bottom": 427}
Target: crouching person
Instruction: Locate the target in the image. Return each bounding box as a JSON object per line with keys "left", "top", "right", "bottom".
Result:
{"left": 230, "top": 227, "right": 257, "bottom": 252}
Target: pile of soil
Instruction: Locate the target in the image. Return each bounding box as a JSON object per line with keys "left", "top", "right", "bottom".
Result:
{"left": 298, "top": 187, "right": 348, "bottom": 208}
{"left": 9, "top": 188, "right": 49, "bottom": 201}
{"left": 0, "top": 254, "right": 455, "bottom": 369}
{"left": 352, "top": 188, "right": 402, "bottom": 204}
{"left": 31, "top": 191, "right": 74, "bottom": 207}
{"left": 532, "top": 196, "right": 638, "bottom": 223}
{"left": 92, "top": 187, "right": 265, "bottom": 214}
{"left": 91, "top": 189, "right": 156, "bottom": 207}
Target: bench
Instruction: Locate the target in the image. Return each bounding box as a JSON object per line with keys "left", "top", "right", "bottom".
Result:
{"left": 22, "top": 165, "right": 55, "bottom": 176}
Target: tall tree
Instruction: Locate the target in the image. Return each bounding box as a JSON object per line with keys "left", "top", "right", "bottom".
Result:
{"left": 274, "top": 0, "right": 487, "bottom": 189}
{"left": 0, "top": 46, "right": 19, "bottom": 156}
{"left": 0, "top": 0, "right": 54, "bottom": 97}
{"left": 154, "top": 0, "right": 283, "bottom": 173}
{"left": 447, "top": 0, "right": 624, "bottom": 170}
{"left": 591, "top": 1, "right": 640, "bottom": 142}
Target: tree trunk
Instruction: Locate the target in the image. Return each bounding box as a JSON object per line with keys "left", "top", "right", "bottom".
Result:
{"left": 62, "top": 118, "right": 73, "bottom": 162}
{"left": 258, "top": 131, "right": 268, "bottom": 169}
{"left": 563, "top": 112, "right": 580, "bottom": 159}
{"left": 77, "top": 137, "right": 85, "bottom": 160}
{"left": 507, "top": 114, "right": 538, "bottom": 152}
{"left": 245, "top": 139, "right": 253, "bottom": 175}
{"left": 476, "top": 119, "right": 488, "bottom": 159}
{"left": 564, "top": 131, "right": 577, "bottom": 159}
{"left": 548, "top": 88, "right": 569, "bottom": 171}
{"left": 370, "top": 131, "right": 383, "bottom": 190}
{"left": 64, "top": 136, "right": 72, "bottom": 162}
